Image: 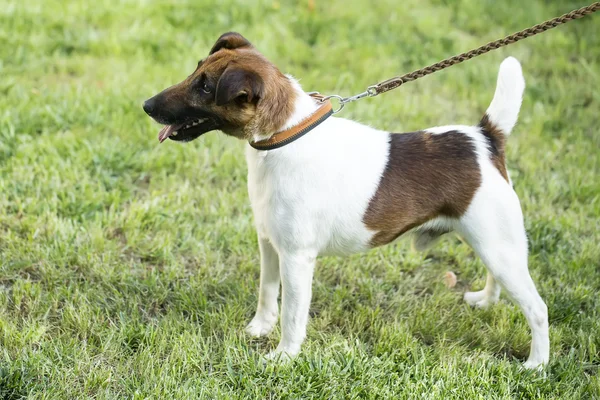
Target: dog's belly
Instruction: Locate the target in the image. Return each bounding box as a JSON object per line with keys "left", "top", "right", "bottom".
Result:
{"left": 249, "top": 187, "right": 376, "bottom": 256}
{"left": 247, "top": 166, "right": 378, "bottom": 256}
{"left": 253, "top": 210, "right": 374, "bottom": 256}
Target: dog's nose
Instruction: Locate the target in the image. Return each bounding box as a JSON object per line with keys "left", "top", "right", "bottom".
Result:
{"left": 143, "top": 99, "right": 155, "bottom": 116}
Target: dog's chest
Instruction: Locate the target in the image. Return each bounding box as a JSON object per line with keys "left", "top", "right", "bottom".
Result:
{"left": 245, "top": 120, "right": 391, "bottom": 255}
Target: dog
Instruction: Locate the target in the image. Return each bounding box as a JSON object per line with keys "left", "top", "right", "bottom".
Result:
{"left": 143, "top": 32, "right": 549, "bottom": 369}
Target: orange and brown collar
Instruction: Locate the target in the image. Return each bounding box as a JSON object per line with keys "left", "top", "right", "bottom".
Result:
{"left": 249, "top": 94, "right": 333, "bottom": 151}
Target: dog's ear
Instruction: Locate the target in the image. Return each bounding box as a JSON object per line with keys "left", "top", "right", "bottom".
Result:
{"left": 210, "top": 32, "right": 252, "bottom": 55}
{"left": 215, "top": 66, "right": 263, "bottom": 106}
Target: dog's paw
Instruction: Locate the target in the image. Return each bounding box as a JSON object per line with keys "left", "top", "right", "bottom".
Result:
{"left": 245, "top": 313, "right": 277, "bottom": 337}
{"left": 262, "top": 346, "right": 299, "bottom": 363}
{"left": 464, "top": 290, "right": 496, "bottom": 309}
{"left": 263, "top": 351, "right": 292, "bottom": 363}
{"left": 522, "top": 358, "right": 547, "bottom": 372}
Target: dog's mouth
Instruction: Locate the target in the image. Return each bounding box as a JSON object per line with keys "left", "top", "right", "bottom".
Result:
{"left": 158, "top": 117, "right": 219, "bottom": 143}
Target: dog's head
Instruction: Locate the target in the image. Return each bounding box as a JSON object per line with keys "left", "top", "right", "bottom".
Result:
{"left": 143, "top": 32, "right": 295, "bottom": 143}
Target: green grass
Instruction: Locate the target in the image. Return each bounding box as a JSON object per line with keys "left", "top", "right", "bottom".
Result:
{"left": 1, "top": 0, "right": 599, "bottom": 398}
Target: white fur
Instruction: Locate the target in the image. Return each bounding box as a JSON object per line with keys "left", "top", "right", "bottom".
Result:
{"left": 486, "top": 56, "right": 525, "bottom": 135}
{"left": 244, "top": 58, "right": 549, "bottom": 368}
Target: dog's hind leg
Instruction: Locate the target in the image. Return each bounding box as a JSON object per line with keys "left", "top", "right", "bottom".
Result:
{"left": 458, "top": 184, "right": 549, "bottom": 369}
{"left": 463, "top": 273, "right": 501, "bottom": 308}
{"left": 413, "top": 224, "right": 500, "bottom": 308}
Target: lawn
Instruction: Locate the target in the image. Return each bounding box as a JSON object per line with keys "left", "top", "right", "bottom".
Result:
{"left": 1, "top": 0, "right": 599, "bottom": 398}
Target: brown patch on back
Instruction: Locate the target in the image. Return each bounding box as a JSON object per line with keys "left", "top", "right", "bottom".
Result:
{"left": 363, "top": 131, "right": 481, "bottom": 247}
{"left": 479, "top": 114, "right": 509, "bottom": 182}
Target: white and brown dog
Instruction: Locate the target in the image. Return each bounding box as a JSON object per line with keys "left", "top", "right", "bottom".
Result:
{"left": 143, "top": 32, "right": 549, "bottom": 369}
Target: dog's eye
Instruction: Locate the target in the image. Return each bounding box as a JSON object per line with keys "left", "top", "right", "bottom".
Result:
{"left": 201, "top": 81, "right": 211, "bottom": 94}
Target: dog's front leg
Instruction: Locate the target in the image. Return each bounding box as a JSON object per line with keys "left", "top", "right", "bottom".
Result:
{"left": 246, "top": 237, "right": 280, "bottom": 337}
{"left": 267, "top": 250, "right": 316, "bottom": 360}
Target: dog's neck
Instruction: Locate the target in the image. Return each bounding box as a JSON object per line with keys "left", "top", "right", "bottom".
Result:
{"left": 251, "top": 77, "right": 319, "bottom": 143}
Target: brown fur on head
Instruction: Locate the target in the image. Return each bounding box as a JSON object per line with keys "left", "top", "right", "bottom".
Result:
{"left": 143, "top": 32, "right": 296, "bottom": 142}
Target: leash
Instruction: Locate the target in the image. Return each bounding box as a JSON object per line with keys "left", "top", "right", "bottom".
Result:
{"left": 319, "top": 2, "right": 600, "bottom": 113}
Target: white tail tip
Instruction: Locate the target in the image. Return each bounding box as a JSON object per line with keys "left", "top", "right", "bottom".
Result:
{"left": 485, "top": 57, "right": 525, "bottom": 135}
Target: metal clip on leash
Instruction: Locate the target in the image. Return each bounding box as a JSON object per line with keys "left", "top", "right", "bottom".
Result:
{"left": 315, "top": 78, "right": 404, "bottom": 113}
{"left": 319, "top": 84, "right": 378, "bottom": 114}
{"left": 314, "top": 84, "right": 381, "bottom": 114}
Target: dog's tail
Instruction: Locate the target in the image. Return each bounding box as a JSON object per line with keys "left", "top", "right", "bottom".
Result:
{"left": 480, "top": 57, "right": 525, "bottom": 144}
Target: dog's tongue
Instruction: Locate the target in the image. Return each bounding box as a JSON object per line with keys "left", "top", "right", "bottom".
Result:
{"left": 158, "top": 125, "right": 177, "bottom": 143}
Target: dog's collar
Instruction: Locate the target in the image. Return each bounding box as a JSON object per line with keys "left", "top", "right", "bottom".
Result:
{"left": 249, "top": 94, "right": 333, "bottom": 151}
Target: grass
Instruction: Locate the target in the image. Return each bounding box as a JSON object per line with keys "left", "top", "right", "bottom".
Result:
{"left": 0, "top": 0, "right": 599, "bottom": 398}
